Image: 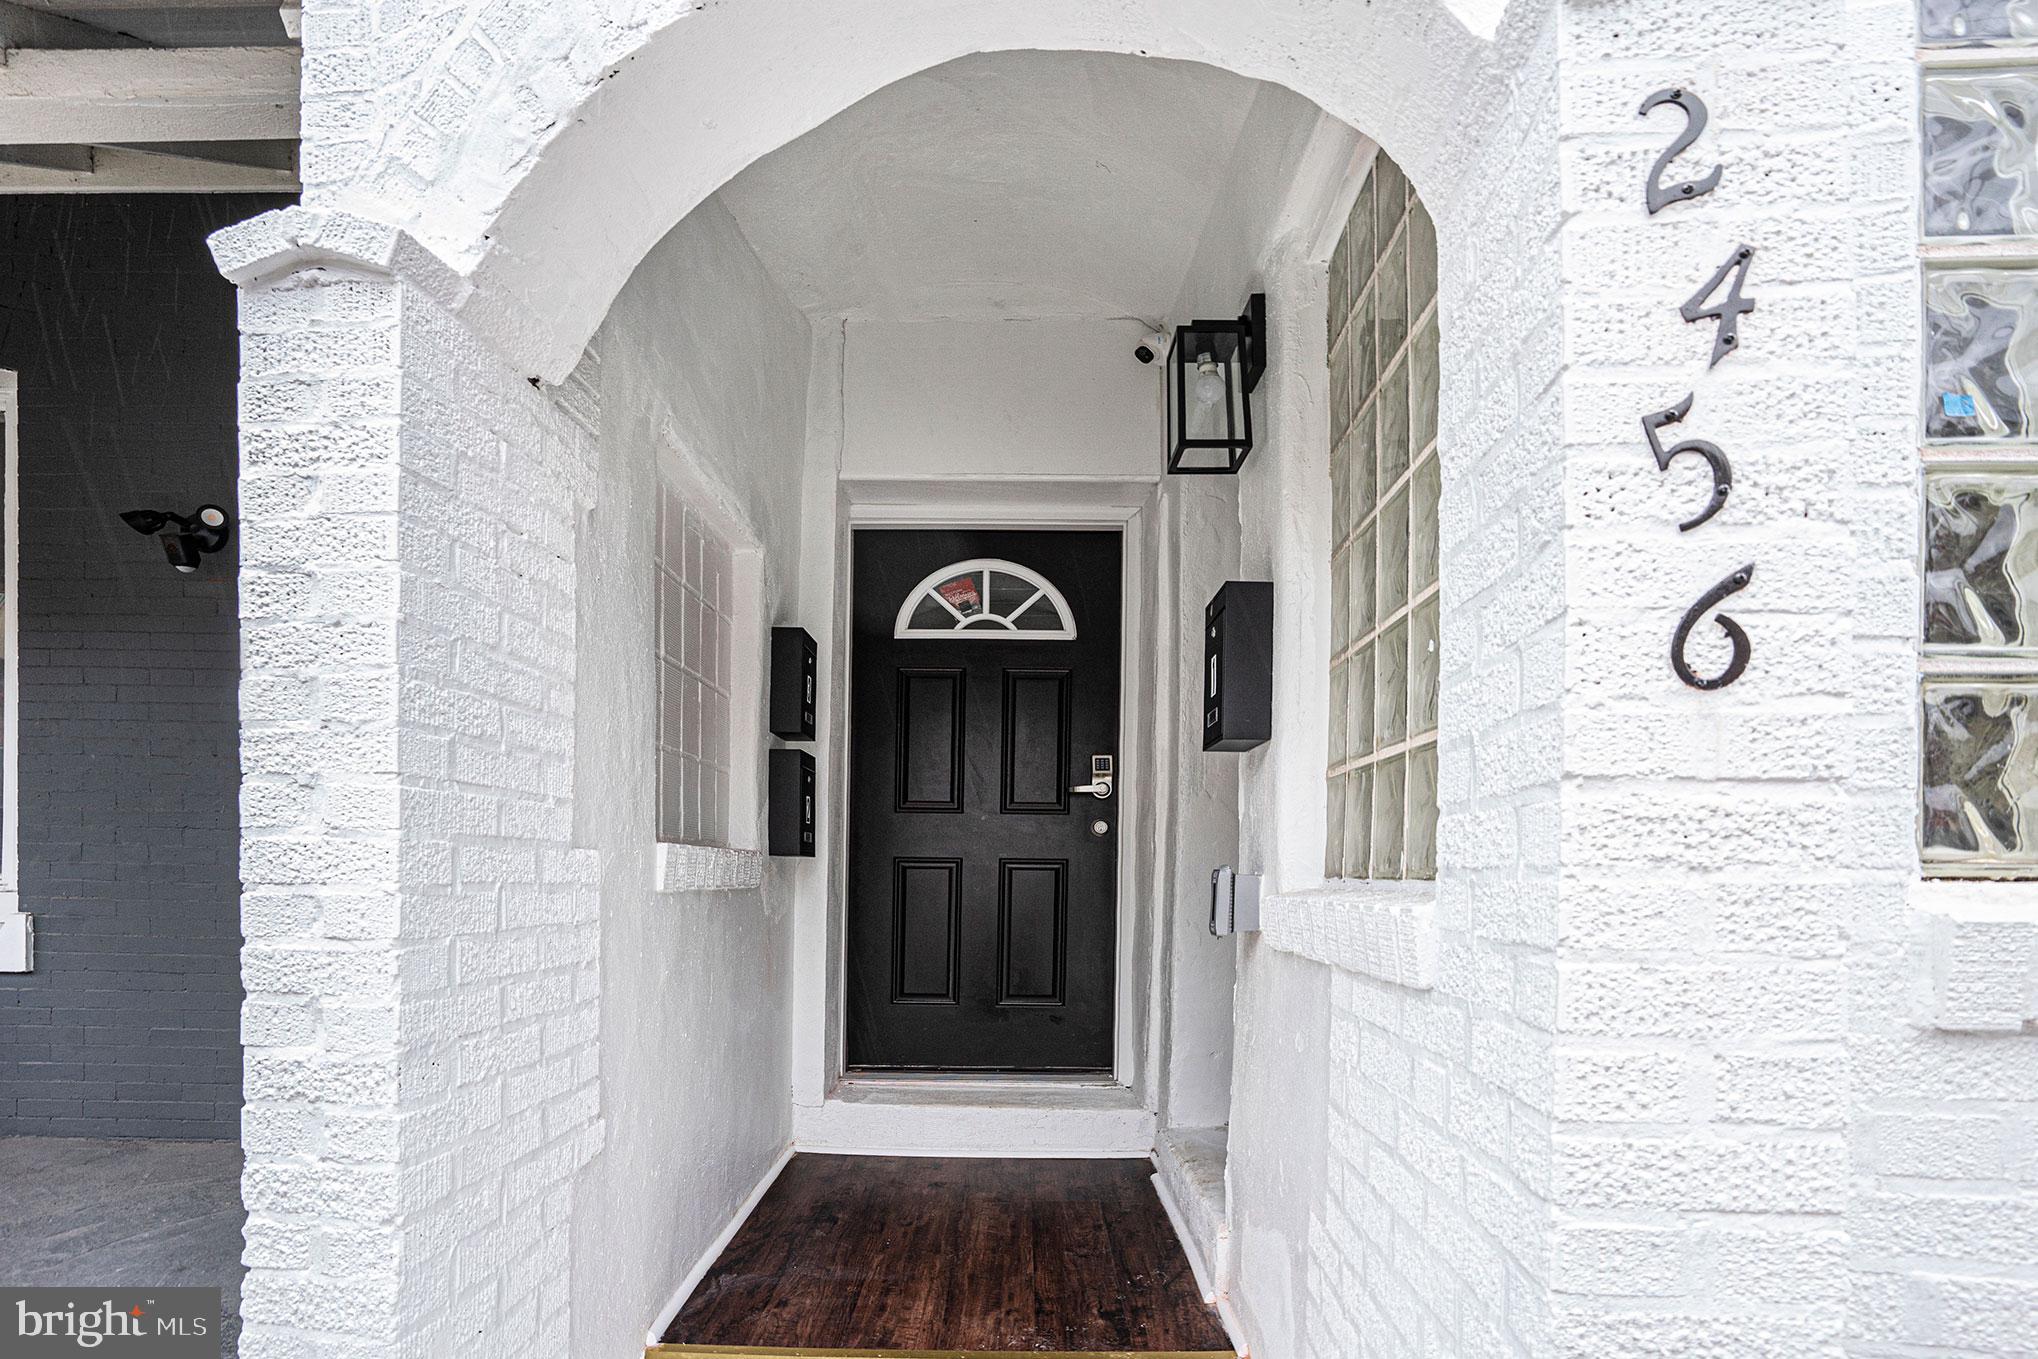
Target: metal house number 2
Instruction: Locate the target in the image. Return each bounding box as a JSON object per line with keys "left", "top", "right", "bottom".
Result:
{"left": 1639, "top": 85, "right": 1754, "bottom": 692}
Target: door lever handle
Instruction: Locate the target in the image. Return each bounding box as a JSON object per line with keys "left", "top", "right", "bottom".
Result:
{"left": 1071, "top": 754, "right": 1115, "bottom": 799}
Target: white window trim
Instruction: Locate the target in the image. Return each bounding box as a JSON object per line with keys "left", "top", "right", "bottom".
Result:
{"left": 892, "top": 557, "right": 1077, "bottom": 639}
{"left": 0, "top": 372, "right": 26, "bottom": 970}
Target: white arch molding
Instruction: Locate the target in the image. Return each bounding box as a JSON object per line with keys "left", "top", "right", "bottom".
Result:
{"left": 275, "top": 0, "right": 1535, "bottom": 380}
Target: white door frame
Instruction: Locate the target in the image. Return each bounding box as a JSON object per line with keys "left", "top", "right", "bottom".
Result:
{"left": 837, "top": 495, "right": 1150, "bottom": 1089}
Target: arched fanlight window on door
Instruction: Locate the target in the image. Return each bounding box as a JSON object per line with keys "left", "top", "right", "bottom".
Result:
{"left": 893, "top": 559, "right": 1077, "bottom": 639}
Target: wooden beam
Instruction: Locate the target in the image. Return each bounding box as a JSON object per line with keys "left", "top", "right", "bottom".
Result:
{"left": 0, "top": 140, "right": 296, "bottom": 190}
{"left": 0, "top": 46, "right": 296, "bottom": 144}
{"left": 0, "top": 0, "right": 151, "bottom": 49}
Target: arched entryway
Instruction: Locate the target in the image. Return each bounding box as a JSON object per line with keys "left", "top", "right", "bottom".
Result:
{"left": 214, "top": 3, "right": 1583, "bottom": 1357}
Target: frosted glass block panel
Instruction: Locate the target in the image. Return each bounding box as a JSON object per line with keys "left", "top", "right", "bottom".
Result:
{"left": 1325, "top": 772, "right": 1346, "bottom": 877}
{"left": 1377, "top": 233, "right": 1410, "bottom": 361}
{"left": 1352, "top": 293, "right": 1379, "bottom": 402}
{"left": 1922, "top": 0, "right": 2038, "bottom": 43}
{"left": 1926, "top": 474, "right": 2038, "bottom": 649}
{"left": 1349, "top": 524, "right": 1376, "bottom": 641}
{"left": 1377, "top": 617, "right": 1409, "bottom": 747}
{"left": 1410, "top": 596, "right": 1440, "bottom": 736}
{"left": 1380, "top": 359, "right": 1412, "bottom": 490}
{"left": 1348, "top": 640, "right": 1375, "bottom": 758}
{"left": 1349, "top": 176, "right": 1377, "bottom": 289}
{"left": 1372, "top": 754, "right": 1406, "bottom": 879}
{"left": 1405, "top": 744, "right": 1438, "bottom": 881}
{"left": 1329, "top": 659, "right": 1349, "bottom": 767}
{"left": 1346, "top": 766, "right": 1373, "bottom": 879}
{"left": 1331, "top": 332, "right": 1353, "bottom": 436}
{"left": 1332, "top": 430, "right": 1353, "bottom": 541}
{"left": 1411, "top": 316, "right": 1440, "bottom": 457}
{"left": 1407, "top": 200, "right": 1438, "bottom": 319}
{"left": 1373, "top": 155, "right": 1408, "bottom": 243}
{"left": 1377, "top": 487, "right": 1410, "bottom": 620}
{"left": 1332, "top": 544, "right": 1351, "bottom": 654}
{"left": 1411, "top": 457, "right": 1441, "bottom": 594}
{"left": 1924, "top": 267, "right": 2038, "bottom": 441}
{"left": 1328, "top": 243, "right": 1350, "bottom": 350}
{"left": 1352, "top": 398, "right": 1378, "bottom": 513}
{"left": 1925, "top": 70, "right": 2038, "bottom": 238}
{"left": 1923, "top": 679, "right": 2038, "bottom": 872}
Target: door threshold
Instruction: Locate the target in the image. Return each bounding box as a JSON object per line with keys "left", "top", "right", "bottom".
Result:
{"left": 842, "top": 1069, "right": 1120, "bottom": 1087}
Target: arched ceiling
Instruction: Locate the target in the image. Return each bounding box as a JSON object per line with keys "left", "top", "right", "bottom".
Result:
{"left": 713, "top": 51, "right": 1326, "bottom": 322}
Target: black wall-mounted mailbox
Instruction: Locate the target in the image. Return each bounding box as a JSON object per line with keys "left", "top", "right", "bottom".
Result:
{"left": 1203, "top": 580, "right": 1272, "bottom": 752}
{"left": 768, "top": 748, "right": 816, "bottom": 856}
{"left": 770, "top": 627, "right": 817, "bottom": 741}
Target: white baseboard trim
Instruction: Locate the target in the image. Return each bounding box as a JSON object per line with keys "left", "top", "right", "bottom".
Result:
{"left": 643, "top": 1143, "right": 794, "bottom": 1347}
{"left": 1151, "top": 1161, "right": 1245, "bottom": 1356}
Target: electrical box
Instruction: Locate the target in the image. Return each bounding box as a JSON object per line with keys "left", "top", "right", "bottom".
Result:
{"left": 768, "top": 748, "right": 816, "bottom": 857}
{"left": 1203, "top": 580, "right": 1272, "bottom": 752}
{"left": 1209, "top": 866, "right": 1262, "bottom": 936}
{"left": 769, "top": 626, "right": 817, "bottom": 742}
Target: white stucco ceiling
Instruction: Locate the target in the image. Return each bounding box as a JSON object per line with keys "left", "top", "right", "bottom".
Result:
{"left": 715, "top": 50, "right": 1308, "bottom": 322}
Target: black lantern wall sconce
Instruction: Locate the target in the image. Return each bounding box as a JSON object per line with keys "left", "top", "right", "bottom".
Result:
{"left": 1165, "top": 292, "right": 1267, "bottom": 475}
{"left": 120, "top": 505, "right": 230, "bottom": 574}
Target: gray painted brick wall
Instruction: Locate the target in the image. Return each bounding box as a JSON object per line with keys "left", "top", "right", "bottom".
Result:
{"left": 0, "top": 194, "right": 287, "bottom": 1139}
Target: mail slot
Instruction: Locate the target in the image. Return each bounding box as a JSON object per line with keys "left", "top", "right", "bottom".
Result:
{"left": 1203, "top": 580, "right": 1272, "bottom": 752}
{"left": 768, "top": 748, "right": 816, "bottom": 856}
{"left": 770, "top": 626, "right": 818, "bottom": 742}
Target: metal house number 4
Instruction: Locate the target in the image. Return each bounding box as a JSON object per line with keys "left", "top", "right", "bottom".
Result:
{"left": 1639, "top": 85, "right": 1753, "bottom": 693}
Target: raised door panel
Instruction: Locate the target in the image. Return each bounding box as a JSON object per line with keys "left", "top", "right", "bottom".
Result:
{"left": 998, "top": 859, "right": 1067, "bottom": 1007}
{"left": 892, "top": 858, "right": 961, "bottom": 1003}
{"left": 894, "top": 668, "right": 964, "bottom": 812}
{"left": 1001, "top": 669, "right": 1071, "bottom": 814}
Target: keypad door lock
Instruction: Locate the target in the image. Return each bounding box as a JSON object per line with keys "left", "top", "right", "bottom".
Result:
{"left": 1070, "top": 755, "right": 1114, "bottom": 799}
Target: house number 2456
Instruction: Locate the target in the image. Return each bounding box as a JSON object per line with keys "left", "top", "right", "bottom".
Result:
{"left": 1640, "top": 86, "right": 1754, "bottom": 692}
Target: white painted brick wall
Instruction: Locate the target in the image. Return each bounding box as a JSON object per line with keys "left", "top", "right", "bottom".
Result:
{"left": 234, "top": 1, "right": 2038, "bottom": 1357}
{"left": 228, "top": 238, "right": 601, "bottom": 1357}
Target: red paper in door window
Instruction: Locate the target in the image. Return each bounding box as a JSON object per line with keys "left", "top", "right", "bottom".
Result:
{"left": 937, "top": 574, "right": 982, "bottom": 616}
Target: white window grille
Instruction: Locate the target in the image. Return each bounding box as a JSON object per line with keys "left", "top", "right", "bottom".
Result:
{"left": 893, "top": 558, "right": 1076, "bottom": 639}
{"left": 656, "top": 486, "right": 737, "bottom": 847}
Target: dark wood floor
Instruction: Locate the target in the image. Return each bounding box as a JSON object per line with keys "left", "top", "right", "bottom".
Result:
{"left": 659, "top": 1155, "right": 1232, "bottom": 1354}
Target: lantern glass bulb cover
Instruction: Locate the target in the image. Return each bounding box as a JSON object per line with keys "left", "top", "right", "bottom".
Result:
{"left": 1165, "top": 304, "right": 1261, "bottom": 474}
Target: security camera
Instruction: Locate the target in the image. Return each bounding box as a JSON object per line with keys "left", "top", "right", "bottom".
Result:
{"left": 121, "top": 504, "right": 231, "bottom": 574}
{"left": 1134, "top": 330, "right": 1168, "bottom": 365}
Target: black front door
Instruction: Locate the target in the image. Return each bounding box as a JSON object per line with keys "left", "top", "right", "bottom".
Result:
{"left": 847, "top": 529, "right": 1122, "bottom": 1071}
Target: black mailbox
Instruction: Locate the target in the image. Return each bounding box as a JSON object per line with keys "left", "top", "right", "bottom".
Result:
{"left": 1203, "top": 581, "right": 1272, "bottom": 752}
{"left": 768, "top": 748, "right": 816, "bottom": 856}
{"left": 769, "top": 627, "right": 817, "bottom": 742}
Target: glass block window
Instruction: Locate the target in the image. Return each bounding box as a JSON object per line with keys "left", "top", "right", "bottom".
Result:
{"left": 1924, "top": 68, "right": 2038, "bottom": 237}
{"left": 1324, "top": 151, "right": 1440, "bottom": 882}
{"left": 656, "top": 485, "right": 737, "bottom": 847}
{"left": 1922, "top": 0, "right": 2038, "bottom": 43}
{"left": 1919, "top": 9, "right": 2038, "bottom": 875}
{"left": 1923, "top": 266, "right": 2038, "bottom": 442}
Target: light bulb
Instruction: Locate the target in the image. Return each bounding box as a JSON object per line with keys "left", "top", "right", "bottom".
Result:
{"left": 1193, "top": 354, "right": 1226, "bottom": 408}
